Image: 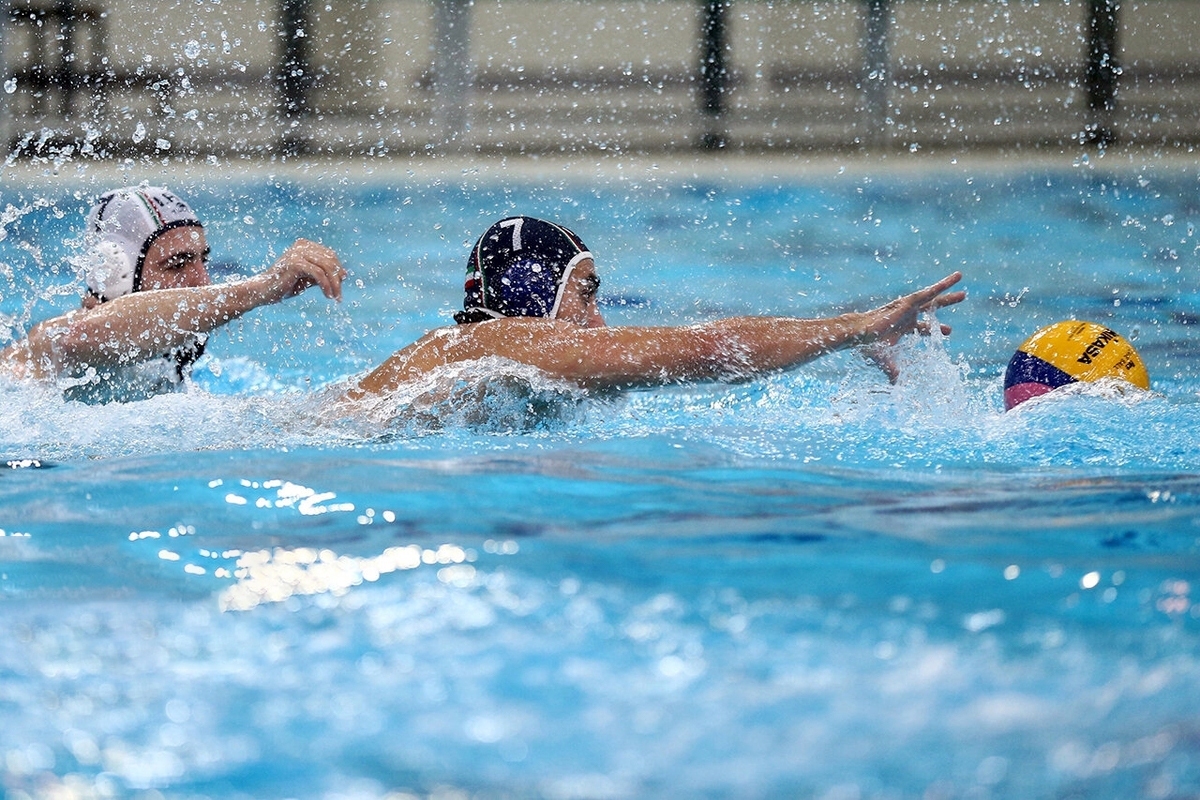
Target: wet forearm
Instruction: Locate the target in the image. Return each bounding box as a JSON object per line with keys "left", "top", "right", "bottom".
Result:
{"left": 41, "top": 278, "right": 278, "bottom": 369}
{"left": 567, "top": 314, "right": 871, "bottom": 390}
{"left": 700, "top": 314, "right": 870, "bottom": 377}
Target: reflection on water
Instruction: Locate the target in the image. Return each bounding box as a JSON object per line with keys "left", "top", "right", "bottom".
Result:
{"left": 119, "top": 474, "right": 515, "bottom": 612}
{"left": 220, "top": 543, "right": 476, "bottom": 611}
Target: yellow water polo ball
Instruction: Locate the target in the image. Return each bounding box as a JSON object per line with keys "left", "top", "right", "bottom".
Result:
{"left": 1003, "top": 320, "right": 1150, "bottom": 410}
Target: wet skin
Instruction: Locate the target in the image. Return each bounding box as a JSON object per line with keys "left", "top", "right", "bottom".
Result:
{"left": 139, "top": 225, "right": 211, "bottom": 291}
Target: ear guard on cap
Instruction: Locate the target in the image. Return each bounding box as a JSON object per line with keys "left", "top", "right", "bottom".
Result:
{"left": 82, "top": 240, "right": 136, "bottom": 301}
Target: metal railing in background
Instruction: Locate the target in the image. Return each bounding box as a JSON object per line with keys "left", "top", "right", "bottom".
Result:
{"left": 0, "top": 0, "right": 1180, "bottom": 159}
{"left": 431, "top": 0, "right": 472, "bottom": 144}
{"left": 3, "top": 1, "right": 106, "bottom": 124}
{"left": 1084, "top": 0, "right": 1120, "bottom": 146}
{"left": 699, "top": 0, "right": 730, "bottom": 149}
{"left": 861, "top": 0, "right": 892, "bottom": 145}
{"left": 279, "top": 0, "right": 313, "bottom": 156}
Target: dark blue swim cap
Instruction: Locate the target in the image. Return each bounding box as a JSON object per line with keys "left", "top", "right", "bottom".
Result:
{"left": 455, "top": 217, "right": 592, "bottom": 324}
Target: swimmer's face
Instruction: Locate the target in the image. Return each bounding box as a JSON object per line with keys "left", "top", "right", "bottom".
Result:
{"left": 555, "top": 258, "right": 605, "bottom": 328}
{"left": 140, "top": 225, "right": 211, "bottom": 292}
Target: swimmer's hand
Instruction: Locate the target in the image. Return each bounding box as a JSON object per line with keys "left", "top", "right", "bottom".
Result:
{"left": 856, "top": 271, "right": 965, "bottom": 382}
{"left": 858, "top": 271, "right": 964, "bottom": 341}
{"left": 255, "top": 239, "right": 347, "bottom": 303}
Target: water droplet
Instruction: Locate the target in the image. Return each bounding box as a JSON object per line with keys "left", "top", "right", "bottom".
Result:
{"left": 132, "top": 122, "right": 146, "bottom": 143}
{"left": 184, "top": 40, "right": 201, "bottom": 59}
{"left": 3, "top": 78, "right": 15, "bottom": 94}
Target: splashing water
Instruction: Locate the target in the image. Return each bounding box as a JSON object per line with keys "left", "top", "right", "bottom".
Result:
{"left": 1, "top": 168, "right": 1199, "bottom": 799}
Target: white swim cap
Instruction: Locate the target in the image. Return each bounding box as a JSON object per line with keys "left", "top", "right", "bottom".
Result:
{"left": 83, "top": 187, "right": 202, "bottom": 301}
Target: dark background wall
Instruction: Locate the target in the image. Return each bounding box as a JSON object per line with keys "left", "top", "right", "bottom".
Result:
{"left": 1, "top": 0, "right": 1196, "bottom": 160}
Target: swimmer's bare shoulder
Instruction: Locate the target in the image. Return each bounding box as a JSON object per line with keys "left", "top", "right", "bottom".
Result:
{"left": 0, "top": 312, "right": 80, "bottom": 381}
{"left": 346, "top": 317, "right": 577, "bottom": 399}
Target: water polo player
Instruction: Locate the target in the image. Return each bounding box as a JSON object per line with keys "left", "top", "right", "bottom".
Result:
{"left": 0, "top": 185, "right": 345, "bottom": 403}
{"left": 345, "top": 215, "right": 965, "bottom": 401}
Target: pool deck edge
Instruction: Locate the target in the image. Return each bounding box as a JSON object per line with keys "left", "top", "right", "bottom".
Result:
{"left": 3, "top": 147, "right": 1197, "bottom": 188}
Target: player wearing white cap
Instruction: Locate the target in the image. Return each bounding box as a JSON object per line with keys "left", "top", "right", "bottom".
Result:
{"left": 0, "top": 186, "right": 345, "bottom": 402}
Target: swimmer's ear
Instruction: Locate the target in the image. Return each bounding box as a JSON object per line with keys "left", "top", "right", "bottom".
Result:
{"left": 81, "top": 240, "right": 135, "bottom": 300}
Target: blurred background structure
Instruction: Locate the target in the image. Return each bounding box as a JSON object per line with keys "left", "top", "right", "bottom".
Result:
{"left": 0, "top": 0, "right": 1197, "bottom": 160}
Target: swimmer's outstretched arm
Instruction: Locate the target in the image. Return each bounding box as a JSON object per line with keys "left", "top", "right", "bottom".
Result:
{"left": 513, "top": 272, "right": 966, "bottom": 390}
{"left": 350, "top": 272, "right": 964, "bottom": 396}
{"left": 0, "top": 239, "right": 345, "bottom": 380}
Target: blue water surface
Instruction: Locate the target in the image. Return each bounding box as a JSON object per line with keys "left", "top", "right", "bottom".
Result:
{"left": 0, "top": 159, "right": 1198, "bottom": 799}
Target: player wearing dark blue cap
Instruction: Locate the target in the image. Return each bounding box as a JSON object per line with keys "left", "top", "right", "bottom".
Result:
{"left": 346, "top": 216, "right": 964, "bottom": 400}
{"left": 454, "top": 217, "right": 594, "bottom": 323}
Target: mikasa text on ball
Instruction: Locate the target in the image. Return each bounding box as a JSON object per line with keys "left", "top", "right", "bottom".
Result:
{"left": 1003, "top": 320, "right": 1150, "bottom": 410}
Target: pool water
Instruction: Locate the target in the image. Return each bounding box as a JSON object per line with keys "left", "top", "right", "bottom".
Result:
{"left": 1, "top": 160, "right": 1199, "bottom": 799}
